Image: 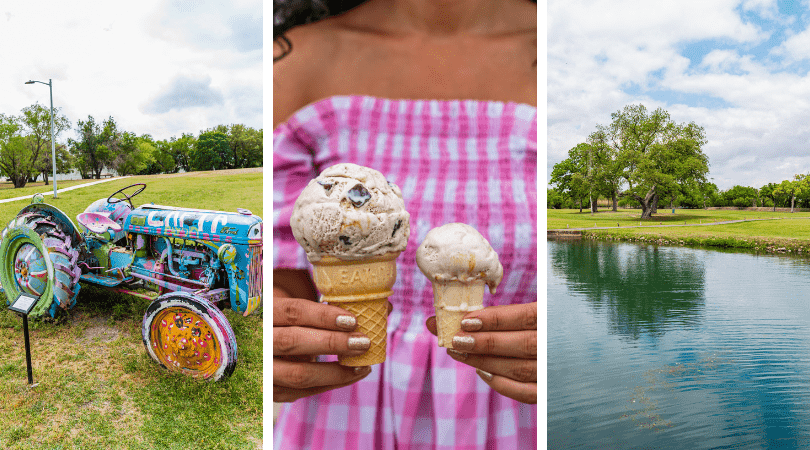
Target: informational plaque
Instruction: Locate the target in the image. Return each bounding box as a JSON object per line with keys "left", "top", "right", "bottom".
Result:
{"left": 8, "top": 292, "right": 40, "bottom": 386}
{"left": 9, "top": 293, "right": 39, "bottom": 315}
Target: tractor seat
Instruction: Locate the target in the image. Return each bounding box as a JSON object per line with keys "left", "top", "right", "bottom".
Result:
{"left": 77, "top": 212, "right": 123, "bottom": 237}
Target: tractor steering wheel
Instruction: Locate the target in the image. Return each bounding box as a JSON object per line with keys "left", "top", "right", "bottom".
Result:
{"left": 108, "top": 183, "right": 146, "bottom": 208}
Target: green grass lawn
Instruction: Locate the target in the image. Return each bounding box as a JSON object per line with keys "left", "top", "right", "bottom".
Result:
{"left": 0, "top": 170, "right": 262, "bottom": 227}
{"left": 0, "top": 168, "right": 263, "bottom": 449}
{"left": 548, "top": 208, "right": 810, "bottom": 229}
{"left": 0, "top": 180, "right": 90, "bottom": 200}
{"left": 548, "top": 208, "right": 810, "bottom": 253}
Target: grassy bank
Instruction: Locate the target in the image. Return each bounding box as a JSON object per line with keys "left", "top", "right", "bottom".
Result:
{"left": 548, "top": 208, "right": 810, "bottom": 254}
{"left": 0, "top": 168, "right": 263, "bottom": 449}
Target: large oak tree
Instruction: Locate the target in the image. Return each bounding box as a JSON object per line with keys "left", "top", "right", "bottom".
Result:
{"left": 590, "top": 104, "right": 709, "bottom": 219}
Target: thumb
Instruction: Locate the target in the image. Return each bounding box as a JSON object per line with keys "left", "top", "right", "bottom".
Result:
{"left": 425, "top": 316, "right": 437, "bottom": 336}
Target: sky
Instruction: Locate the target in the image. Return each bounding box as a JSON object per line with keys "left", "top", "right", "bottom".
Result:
{"left": 0, "top": 0, "right": 262, "bottom": 143}
{"left": 548, "top": 0, "right": 810, "bottom": 191}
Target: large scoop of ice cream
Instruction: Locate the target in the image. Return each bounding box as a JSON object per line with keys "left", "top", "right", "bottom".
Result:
{"left": 291, "top": 163, "right": 410, "bottom": 262}
{"left": 415, "top": 223, "right": 503, "bottom": 294}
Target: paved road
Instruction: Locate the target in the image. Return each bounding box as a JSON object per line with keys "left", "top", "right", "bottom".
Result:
{"left": 0, "top": 177, "right": 127, "bottom": 204}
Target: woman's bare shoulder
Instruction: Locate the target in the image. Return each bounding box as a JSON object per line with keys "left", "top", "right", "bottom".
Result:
{"left": 273, "top": 21, "right": 342, "bottom": 128}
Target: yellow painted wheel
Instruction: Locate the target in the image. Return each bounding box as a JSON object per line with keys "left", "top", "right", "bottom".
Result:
{"left": 142, "top": 293, "right": 237, "bottom": 381}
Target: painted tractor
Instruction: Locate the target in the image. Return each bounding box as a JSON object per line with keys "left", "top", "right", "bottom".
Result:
{"left": 0, "top": 183, "right": 262, "bottom": 381}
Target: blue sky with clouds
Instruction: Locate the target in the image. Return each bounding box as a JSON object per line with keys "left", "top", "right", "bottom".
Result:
{"left": 0, "top": 1, "right": 262, "bottom": 142}
{"left": 548, "top": 0, "right": 810, "bottom": 191}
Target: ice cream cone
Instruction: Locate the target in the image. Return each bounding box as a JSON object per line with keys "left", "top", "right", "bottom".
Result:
{"left": 431, "top": 280, "right": 485, "bottom": 347}
{"left": 311, "top": 252, "right": 399, "bottom": 366}
{"left": 291, "top": 163, "right": 410, "bottom": 366}
{"left": 416, "top": 223, "right": 503, "bottom": 349}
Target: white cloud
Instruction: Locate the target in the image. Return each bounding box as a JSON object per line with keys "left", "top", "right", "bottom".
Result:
{"left": 142, "top": 75, "right": 224, "bottom": 114}
{"left": 740, "top": 0, "right": 779, "bottom": 20}
{"left": 548, "top": 0, "right": 810, "bottom": 191}
{"left": 0, "top": 0, "right": 262, "bottom": 144}
{"left": 774, "top": 25, "right": 810, "bottom": 61}
{"left": 147, "top": 0, "right": 262, "bottom": 53}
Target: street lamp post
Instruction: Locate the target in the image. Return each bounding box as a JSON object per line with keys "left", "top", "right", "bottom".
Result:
{"left": 24, "top": 79, "right": 57, "bottom": 199}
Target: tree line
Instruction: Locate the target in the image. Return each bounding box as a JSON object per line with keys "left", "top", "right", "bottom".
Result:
{"left": 549, "top": 104, "right": 810, "bottom": 215}
{"left": 549, "top": 104, "right": 710, "bottom": 218}
{"left": 0, "top": 103, "right": 262, "bottom": 188}
{"left": 549, "top": 177, "right": 810, "bottom": 214}
{"left": 681, "top": 175, "right": 810, "bottom": 213}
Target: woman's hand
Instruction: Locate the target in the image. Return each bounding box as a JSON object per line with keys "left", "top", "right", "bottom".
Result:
{"left": 426, "top": 302, "right": 537, "bottom": 404}
{"left": 274, "top": 296, "right": 383, "bottom": 402}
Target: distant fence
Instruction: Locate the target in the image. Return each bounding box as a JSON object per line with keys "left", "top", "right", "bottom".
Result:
{"left": 707, "top": 206, "right": 810, "bottom": 213}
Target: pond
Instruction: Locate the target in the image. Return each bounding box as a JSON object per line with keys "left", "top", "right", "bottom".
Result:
{"left": 548, "top": 239, "right": 810, "bottom": 449}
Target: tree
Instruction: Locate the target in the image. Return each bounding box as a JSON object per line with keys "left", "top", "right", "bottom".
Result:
{"left": 774, "top": 179, "right": 797, "bottom": 212}
{"left": 794, "top": 175, "right": 810, "bottom": 209}
{"left": 550, "top": 144, "right": 592, "bottom": 212}
{"left": 149, "top": 139, "right": 177, "bottom": 174}
{"left": 676, "top": 180, "right": 716, "bottom": 209}
{"left": 700, "top": 182, "right": 719, "bottom": 208}
{"left": 0, "top": 113, "right": 20, "bottom": 148}
{"left": 38, "top": 142, "right": 75, "bottom": 185}
{"left": 718, "top": 185, "right": 758, "bottom": 208}
{"left": 577, "top": 142, "right": 601, "bottom": 213}
{"left": 113, "top": 132, "right": 151, "bottom": 176}
{"left": 69, "top": 116, "right": 120, "bottom": 179}
{"left": 0, "top": 135, "right": 36, "bottom": 187}
{"left": 191, "top": 131, "right": 227, "bottom": 171}
{"left": 547, "top": 188, "right": 566, "bottom": 209}
{"left": 0, "top": 114, "right": 36, "bottom": 188}
{"left": 759, "top": 182, "right": 782, "bottom": 211}
{"left": 225, "top": 124, "right": 262, "bottom": 168}
{"left": 0, "top": 104, "right": 71, "bottom": 188}
{"left": 774, "top": 174, "right": 810, "bottom": 213}
{"left": 20, "top": 103, "right": 71, "bottom": 186}
{"left": 207, "top": 124, "right": 263, "bottom": 169}
{"left": 166, "top": 133, "right": 196, "bottom": 173}
{"left": 593, "top": 104, "right": 709, "bottom": 219}
{"left": 587, "top": 129, "right": 625, "bottom": 212}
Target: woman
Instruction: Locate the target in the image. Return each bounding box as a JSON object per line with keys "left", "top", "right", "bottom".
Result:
{"left": 273, "top": 0, "right": 537, "bottom": 448}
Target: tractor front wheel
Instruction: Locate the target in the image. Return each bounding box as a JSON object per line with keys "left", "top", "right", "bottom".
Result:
{"left": 142, "top": 292, "right": 238, "bottom": 381}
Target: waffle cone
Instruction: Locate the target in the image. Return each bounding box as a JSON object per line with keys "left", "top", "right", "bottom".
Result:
{"left": 311, "top": 252, "right": 399, "bottom": 366}
{"left": 431, "top": 280, "right": 485, "bottom": 347}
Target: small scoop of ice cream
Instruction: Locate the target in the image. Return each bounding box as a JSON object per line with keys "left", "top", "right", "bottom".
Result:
{"left": 415, "top": 223, "right": 503, "bottom": 294}
{"left": 291, "top": 163, "right": 410, "bottom": 262}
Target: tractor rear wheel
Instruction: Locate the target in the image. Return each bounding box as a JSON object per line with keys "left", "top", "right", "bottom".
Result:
{"left": 142, "top": 292, "right": 238, "bottom": 381}
{"left": 0, "top": 214, "right": 81, "bottom": 317}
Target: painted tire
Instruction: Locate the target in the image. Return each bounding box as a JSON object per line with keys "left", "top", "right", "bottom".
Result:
{"left": 0, "top": 218, "right": 81, "bottom": 318}
{"left": 142, "top": 292, "right": 238, "bottom": 381}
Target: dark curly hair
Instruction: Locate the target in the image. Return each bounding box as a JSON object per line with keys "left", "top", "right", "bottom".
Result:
{"left": 274, "top": 0, "right": 537, "bottom": 62}
{"left": 274, "top": 0, "right": 364, "bottom": 61}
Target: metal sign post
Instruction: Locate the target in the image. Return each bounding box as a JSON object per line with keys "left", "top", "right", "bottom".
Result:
{"left": 8, "top": 293, "right": 41, "bottom": 387}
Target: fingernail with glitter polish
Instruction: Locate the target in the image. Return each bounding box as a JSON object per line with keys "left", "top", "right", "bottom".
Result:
{"left": 336, "top": 315, "right": 357, "bottom": 330}
{"left": 447, "top": 349, "right": 468, "bottom": 360}
{"left": 461, "top": 318, "right": 483, "bottom": 331}
{"left": 348, "top": 336, "right": 370, "bottom": 351}
{"left": 452, "top": 335, "right": 475, "bottom": 351}
{"left": 476, "top": 369, "right": 493, "bottom": 381}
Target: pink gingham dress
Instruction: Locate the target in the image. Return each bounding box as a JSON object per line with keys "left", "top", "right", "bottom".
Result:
{"left": 273, "top": 95, "right": 537, "bottom": 450}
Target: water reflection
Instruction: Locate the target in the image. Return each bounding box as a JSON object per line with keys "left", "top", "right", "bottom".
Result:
{"left": 549, "top": 240, "right": 706, "bottom": 340}
{"left": 548, "top": 240, "right": 810, "bottom": 449}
